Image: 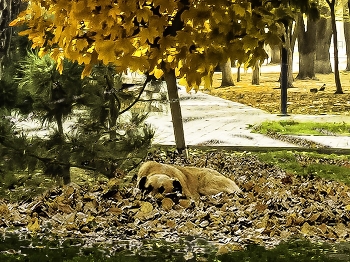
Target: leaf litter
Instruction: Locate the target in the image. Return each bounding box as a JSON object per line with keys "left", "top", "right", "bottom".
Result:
{"left": 1, "top": 150, "right": 350, "bottom": 255}
{"left": 209, "top": 72, "right": 350, "bottom": 115}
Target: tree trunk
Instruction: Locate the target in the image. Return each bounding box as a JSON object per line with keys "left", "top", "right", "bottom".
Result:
{"left": 164, "top": 69, "right": 186, "bottom": 153}
{"left": 0, "top": 0, "right": 12, "bottom": 79}
{"left": 343, "top": 2, "right": 350, "bottom": 71}
{"left": 280, "top": 21, "right": 295, "bottom": 88}
{"left": 251, "top": 60, "right": 260, "bottom": 85}
{"left": 105, "top": 73, "right": 119, "bottom": 140}
{"left": 296, "top": 14, "right": 317, "bottom": 79}
{"left": 326, "top": 0, "right": 343, "bottom": 94}
{"left": 281, "top": 46, "right": 288, "bottom": 115}
{"left": 61, "top": 165, "right": 71, "bottom": 184}
{"left": 220, "top": 59, "right": 234, "bottom": 87}
{"left": 237, "top": 66, "right": 241, "bottom": 82}
{"left": 316, "top": 14, "right": 332, "bottom": 73}
{"left": 269, "top": 45, "right": 281, "bottom": 64}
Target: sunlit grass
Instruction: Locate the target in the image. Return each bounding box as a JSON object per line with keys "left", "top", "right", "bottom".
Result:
{"left": 252, "top": 120, "right": 350, "bottom": 136}
{"left": 256, "top": 150, "right": 350, "bottom": 185}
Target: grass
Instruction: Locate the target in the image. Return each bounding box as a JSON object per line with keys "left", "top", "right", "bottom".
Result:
{"left": 252, "top": 120, "right": 350, "bottom": 136}
{"left": 256, "top": 150, "right": 350, "bottom": 185}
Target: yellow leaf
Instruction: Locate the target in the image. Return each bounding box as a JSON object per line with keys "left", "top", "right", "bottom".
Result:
{"left": 81, "top": 64, "right": 93, "bottom": 78}
{"left": 140, "top": 202, "right": 153, "bottom": 214}
{"left": 76, "top": 39, "right": 89, "bottom": 51}
{"left": 233, "top": 4, "right": 246, "bottom": 17}
{"left": 28, "top": 216, "right": 40, "bottom": 232}
{"left": 152, "top": 68, "right": 164, "bottom": 79}
{"left": 202, "top": 74, "right": 213, "bottom": 90}
{"left": 95, "top": 40, "right": 115, "bottom": 64}
{"left": 167, "top": 55, "right": 175, "bottom": 63}
{"left": 86, "top": 215, "right": 95, "bottom": 223}
{"left": 178, "top": 77, "right": 187, "bottom": 86}
{"left": 56, "top": 56, "right": 64, "bottom": 74}
{"left": 301, "top": 222, "right": 313, "bottom": 235}
{"left": 161, "top": 198, "right": 174, "bottom": 211}
{"left": 38, "top": 48, "right": 48, "bottom": 57}
{"left": 345, "top": 205, "right": 350, "bottom": 211}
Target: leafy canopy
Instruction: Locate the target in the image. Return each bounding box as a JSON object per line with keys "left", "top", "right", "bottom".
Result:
{"left": 11, "top": 0, "right": 283, "bottom": 90}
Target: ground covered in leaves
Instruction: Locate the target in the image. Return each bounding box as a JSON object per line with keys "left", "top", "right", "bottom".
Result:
{"left": 209, "top": 71, "right": 350, "bottom": 115}
{"left": 1, "top": 150, "right": 350, "bottom": 257}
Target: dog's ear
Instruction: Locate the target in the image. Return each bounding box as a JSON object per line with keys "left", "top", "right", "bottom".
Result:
{"left": 139, "top": 177, "right": 153, "bottom": 194}
{"left": 158, "top": 186, "right": 165, "bottom": 194}
{"left": 138, "top": 177, "right": 147, "bottom": 190}
{"left": 173, "top": 180, "right": 182, "bottom": 193}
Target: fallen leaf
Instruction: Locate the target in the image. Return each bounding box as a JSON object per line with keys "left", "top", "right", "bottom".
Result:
{"left": 140, "top": 202, "right": 153, "bottom": 214}
{"left": 161, "top": 198, "right": 174, "bottom": 211}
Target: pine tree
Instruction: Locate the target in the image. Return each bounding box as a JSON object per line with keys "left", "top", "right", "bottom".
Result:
{"left": 0, "top": 52, "right": 154, "bottom": 187}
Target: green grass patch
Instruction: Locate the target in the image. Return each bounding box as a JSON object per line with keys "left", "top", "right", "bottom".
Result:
{"left": 252, "top": 120, "right": 350, "bottom": 136}
{"left": 255, "top": 150, "right": 350, "bottom": 185}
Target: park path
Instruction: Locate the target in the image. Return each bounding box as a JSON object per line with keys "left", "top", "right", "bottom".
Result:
{"left": 146, "top": 86, "right": 350, "bottom": 149}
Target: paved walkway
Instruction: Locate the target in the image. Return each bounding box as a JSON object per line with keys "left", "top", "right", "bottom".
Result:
{"left": 146, "top": 86, "right": 350, "bottom": 150}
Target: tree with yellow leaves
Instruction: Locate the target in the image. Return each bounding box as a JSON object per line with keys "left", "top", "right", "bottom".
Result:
{"left": 11, "top": 0, "right": 284, "bottom": 152}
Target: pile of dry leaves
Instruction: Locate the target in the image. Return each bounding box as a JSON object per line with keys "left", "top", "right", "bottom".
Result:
{"left": 209, "top": 72, "right": 350, "bottom": 115}
{"left": 1, "top": 151, "right": 350, "bottom": 251}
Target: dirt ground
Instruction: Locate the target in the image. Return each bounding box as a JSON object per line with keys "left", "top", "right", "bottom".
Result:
{"left": 209, "top": 69, "right": 350, "bottom": 116}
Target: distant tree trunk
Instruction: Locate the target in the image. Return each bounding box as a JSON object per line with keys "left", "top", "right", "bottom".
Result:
{"left": 0, "top": 0, "right": 11, "bottom": 79}
{"left": 252, "top": 61, "right": 260, "bottom": 85}
{"left": 343, "top": 2, "right": 350, "bottom": 71}
{"left": 237, "top": 66, "right": 241, "bottom": 82}
{"left": 105, "top": 73, "right": 119, "bottom": 140}
{"left": 316, "top": 13, "right": 332, "bottom": 73}
{"left": 280, "top": 20, "right": 296, "bottom": 88}
{"left": 296, "top": 14, "right": 317, "bottom": 79}
{"left": 280, "top": 15, "right": 297, "bottom": 115}
{"left": 269, "top": 45, "right": 281, "bottom": 64}
{"left": 220, "top": 59, "right": 234, "bottom": 86}
{"left": 164, "top": 69, "right": 186, "bottom": 153}
{"left": 326, "top": 0, "right": 343, "bottom": 94}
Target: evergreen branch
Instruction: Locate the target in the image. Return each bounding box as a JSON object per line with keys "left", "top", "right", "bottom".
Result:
{"left": 104, "top": 74, "right": 121, "bottom": 114}
{"left": 119, "top": 73, "right": 154, "bottom": 115}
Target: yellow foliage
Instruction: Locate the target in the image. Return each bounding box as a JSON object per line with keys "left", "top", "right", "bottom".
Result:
{"left": 10, "top": 0, "right": 282, "bottom": 88}
{"left": 151, "top": 67, "right": 164, "bottom": 79}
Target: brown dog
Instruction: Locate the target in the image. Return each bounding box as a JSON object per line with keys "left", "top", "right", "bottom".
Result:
{"left": 137, "top": 161, "right": 242, "bottom": 199}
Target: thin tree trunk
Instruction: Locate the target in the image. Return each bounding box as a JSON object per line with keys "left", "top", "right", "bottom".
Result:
{"left": 316, "top": 14, "right": 332, "bottom": 73}
{"left": 55, "top": 114, "right": 64, "bottom": 137}
{"left": 326, "top": 0, "right": 343, "bottom": 94}
{"left": 279, "top": 19, "right": 296, "bottom": 88}
{"left": 220, "top": 59, "right": 234, "bottom": 86}
{"left": 252, "top": 60, "right": 260, "bottom": 85}
{"left": 61, "top": 165, "right": 71, "bottom": 184}
{"left": 344, "top": 2, "right": 350, "bottom": 71}
{"left": 296, "top": 14, "right": 317, "bottom": 79}
{"left": 0, "top": 0, "right": 12, "bottom": 79}
{"left": 269, "top": 45, "right": 281, "bottom": 64}
{"left": 237, "top": 66, "right": 241, "bottom": 82}
{"left": 164, "top": 69, "right": 186, "bottom": 153}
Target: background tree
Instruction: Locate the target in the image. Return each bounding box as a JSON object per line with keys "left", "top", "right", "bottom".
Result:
{"left": 295, "top": 7, "right": 319, "bottom": 80}
{"left": 326, "top": 0, "right": 344, "bottom": 94}
{"left": 269, "top": 45, "right": 281, "bottom": 64}
{"left": 1, "top": 49, "right": 154, "bottom": 185}
{"left": 316, "top": 4, "right": 333, "bottom": 74}
{"left": 220, "top": 59, "right": 235, "bottom": 87}
{"left": 273, "top": 0, "right": 314, "bottom": 114}
{"left": 343, "top": 0, "right": 350, "bottom": 71}
{"left": 252, "top": 60, "right": 260, "bottom": 85}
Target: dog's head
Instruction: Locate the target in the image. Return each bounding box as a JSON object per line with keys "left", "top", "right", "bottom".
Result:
{"left": 138, "top": 174, "right": 182, "bottom": 195}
